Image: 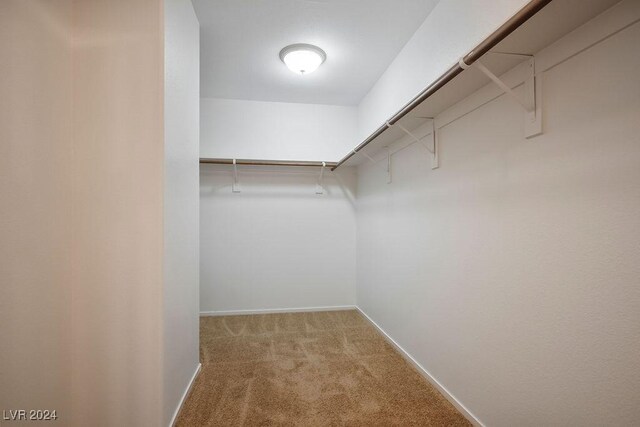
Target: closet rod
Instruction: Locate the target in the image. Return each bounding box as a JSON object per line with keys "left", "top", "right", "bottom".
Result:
{"left": 331, "top": 0, "right": 553, "bottom": 171}
{"left": 200, "top": 158, "right": 338, "bottom": 168}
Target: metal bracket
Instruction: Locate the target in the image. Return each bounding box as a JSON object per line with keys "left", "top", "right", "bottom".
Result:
{"left": 315, "top": 161, "right": 326, "bottom": 194}
{"left": 385, "top": 148, "right": 392, "bottom": 184}
{"left": 394, "top": 119, "right": 439, "bottom": 169}
{"left": 232, "top": 158, "right": 240, "bottom": 193}
{"left": 469, "top": 55, "right": 542, "bottom": 139}
{"left": 432, "top": 121, "right": 440, "bottom": 169}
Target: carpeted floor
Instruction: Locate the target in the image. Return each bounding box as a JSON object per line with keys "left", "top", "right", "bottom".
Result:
{"left": 176, "top": 310, "right": 470, "bottom": 426}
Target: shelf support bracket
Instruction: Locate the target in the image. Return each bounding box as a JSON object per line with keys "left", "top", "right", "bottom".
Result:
{"left": 432, "top": 120, "right": 439, "bottom": 169}
{"left": 315, "top": 162, "right": 326, "bottom": 194}
{"left": 232, "top": 159, "right": 240, "bottom": 193}
{"left": 394, "top": 120, "right": 439, "bottom": 169}
{"left": 386, "top": 147, "right": 392, "bottom": 184}
{"left": 464, "top": 55, "right": 542, "bottom": 138}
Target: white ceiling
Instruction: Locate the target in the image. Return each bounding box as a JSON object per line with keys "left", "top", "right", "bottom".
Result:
{"left": 192, "top": 0, "right": 439, "bottom": 106}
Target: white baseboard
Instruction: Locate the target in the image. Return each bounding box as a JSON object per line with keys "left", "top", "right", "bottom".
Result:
{"left": 200, "top": 305, "right": 356, "bottom": 316}
{"left": 169, "top": 362, "right": 201, "bottom": 427}
{"left": 355, "top": 307, "right": 484, "bottom": 427}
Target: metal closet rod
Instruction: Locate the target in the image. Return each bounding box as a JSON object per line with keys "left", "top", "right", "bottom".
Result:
{"left": 331, "top": 0, "right": 553, "bottom": 171}
{"left": 200, "top": 158, "right": 338, "bottom": 168}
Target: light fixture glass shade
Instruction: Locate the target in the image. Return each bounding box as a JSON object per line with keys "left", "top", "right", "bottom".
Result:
{"left": 279, "top": 44, "right": 326, "bottom": 75}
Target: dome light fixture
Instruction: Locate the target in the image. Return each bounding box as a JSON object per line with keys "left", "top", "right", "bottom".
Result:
{"left": 279, "top": 43, "right": 326, "bottom": 75}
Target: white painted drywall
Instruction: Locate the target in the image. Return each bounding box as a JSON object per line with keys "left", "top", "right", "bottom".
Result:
{"left": 356, "top": 8, "right": 640, "bottom": 426}
{"left": 200, "top": 98, "right": 357, "bottom": 161}
{"left": 0, "top": 1, "right": 73, "bottom": 423}
{"left": 164, "top": 0, "right": 200, "bottom": 425}
{"left": 71, "top": 0, "right": 165, "bottom": 425}
{"left": 357, "top": 0, "right": 530, "bottom": 140}
{"left": 200, "top": 166, "right": 357, "bottom": 313}
{"left": 2, "top": 1, "right": 201, "bottom": 425}
{"left": 199, "top": 85, "right": 358, "bottom": 315}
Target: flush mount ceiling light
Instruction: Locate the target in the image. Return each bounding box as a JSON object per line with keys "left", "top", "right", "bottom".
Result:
{"left": 279, "top": 43, "right": 326, "bottom": 75}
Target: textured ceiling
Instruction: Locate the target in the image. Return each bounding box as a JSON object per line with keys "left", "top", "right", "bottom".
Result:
{"left": 193, "top": 0, "right": 439, "bottom": 105}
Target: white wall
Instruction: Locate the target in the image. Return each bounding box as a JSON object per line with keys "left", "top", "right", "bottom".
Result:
{"left": 2, "top": 1, "right": 201, "bottom": 425}
{"left": 72, "top": 0, "right": 164, "bottom": 425}
{"left": 0, "top": 1, "right": 73, "bottom": 423}
{"left": 164, "top": 0, "right": 200, "bottom": 425}
{"left": 201, "top": 98, "right": 357, "bottom": 161}
{"left": 197, "top": 0, "right": 525, "bottom": 315}
{"left": 199, "top": 97, "right": 359, "bottom": 314}
{"left": 357, "top": 0, "right": 529, "bottom": 140}
{"left": 200, "top": 166, "right": 357, "bottom": 313}
{"left": 356, "top": 6, "right": 640, "bottom": 426}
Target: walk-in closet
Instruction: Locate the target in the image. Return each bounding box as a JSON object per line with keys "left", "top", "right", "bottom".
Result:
{"left": 2, "top": 0, "right": 639, "bottom": 425}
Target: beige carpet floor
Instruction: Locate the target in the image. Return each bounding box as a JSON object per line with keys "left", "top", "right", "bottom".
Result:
{"left": 176, "top": 310, "right": 470, "bottom": 426}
